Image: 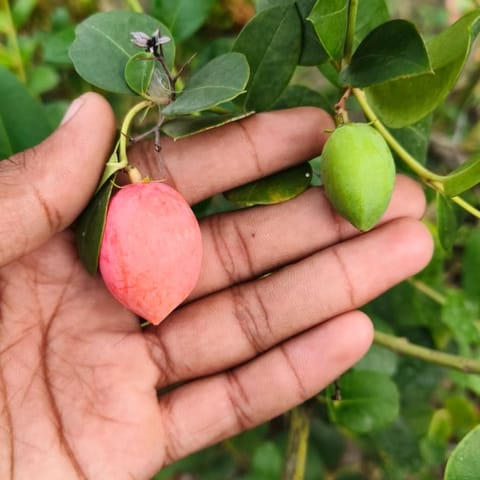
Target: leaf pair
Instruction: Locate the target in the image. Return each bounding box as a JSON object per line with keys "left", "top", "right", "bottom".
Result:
{"left": 309, "top": 2, "right": 480, "bottom": 128}
{"left": 69, "top": 11, "right": 175, "bottom": 95}
{"left": 347, "top": 10, "right": 480, "bottom": 128}
{"left": 69, "top": 11, "right": 250, "bottom": 117}
{"left": 308, "top": 0, "right": 390, "bottom": 63}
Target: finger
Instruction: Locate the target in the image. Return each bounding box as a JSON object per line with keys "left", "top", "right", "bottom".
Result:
{"left": 157, "top": 311, "right": 373, "bottom": 466}
{"left": 0, "top": 92, "right": 115, "bottom": 267}
{"left": 145, "top": 218, "right": 432, "bottom": 384}
{"left": 127, "top": 107, "right": 334, "bottom": 204}
{"left": 192, "top": 174, "right": 426, "bottom": 298}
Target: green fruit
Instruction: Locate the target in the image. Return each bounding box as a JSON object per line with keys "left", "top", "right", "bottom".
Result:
{"left": 321, "top": 122, "right": 396, "bottom": 231}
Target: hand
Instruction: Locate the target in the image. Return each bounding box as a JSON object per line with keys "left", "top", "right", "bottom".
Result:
{"left": 0, "top": 93, "right": 433, "bottom": 479}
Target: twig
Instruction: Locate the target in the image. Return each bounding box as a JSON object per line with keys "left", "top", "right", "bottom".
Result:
{"left": 334, "top": 87, "right": 352, "bottom": 125}
{"left": 353, "top": 88, "right": 445, "bottom": 183}
{"left": 408, "top": 278, "right": 447, "bottom": 306}
{"left": 374, "top": 330, "right": 480, "bottom": 374}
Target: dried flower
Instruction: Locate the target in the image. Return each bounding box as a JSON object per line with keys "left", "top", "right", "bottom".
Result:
{"left": 130, "top": 29, "right": 171, "bottom": 54}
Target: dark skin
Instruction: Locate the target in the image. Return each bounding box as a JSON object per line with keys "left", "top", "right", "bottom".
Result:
{"left": 0, "top": 93, "right": 433, "bottom": 479}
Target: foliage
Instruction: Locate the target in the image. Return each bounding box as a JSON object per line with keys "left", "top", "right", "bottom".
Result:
{"left": 1, "top": 0, "right": 480, "bottom": 478}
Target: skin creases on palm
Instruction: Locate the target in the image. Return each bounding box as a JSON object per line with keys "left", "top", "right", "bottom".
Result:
{"left": 0, "top": 232, "right": 168, "bottom": 479}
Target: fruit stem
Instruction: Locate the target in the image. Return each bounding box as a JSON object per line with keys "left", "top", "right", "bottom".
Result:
{"left": 352, "top": 88, "right": 445, "bottom": 183}
{"left": 334, "top": 87, "right": 352, "bottom": 126}
{"left": 119, "top": 100, "right": 155, "bottom": 172}
{"left": 126, "top": 166, "right": 144, "bottom": 183}
{"left": 353, "top": 88, "right": 480, "bottom": 219}
{"left": 344, "top": 0, "right": 359, "bottom": 65}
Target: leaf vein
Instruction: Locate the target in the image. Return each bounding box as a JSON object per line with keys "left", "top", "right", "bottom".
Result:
{"left": 84, "top": 23, "right": 131, "bottom": 58}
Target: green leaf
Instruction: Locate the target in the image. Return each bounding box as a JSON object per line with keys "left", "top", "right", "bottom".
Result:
{"left": 308, "top": 0, "right": 349, "bottom": 61}
{"left": 296, "top": 0, "right": 329, "bottom": 66}
{"left": 443, "top": 153, "right": 480, "bottom": 197}
{"left": 224, "top": 163, "right": 312, "bottom": 207}
{"left": 450, "top": 371, "right": 480, "bottom": 397}
{"left": 310, "top": 419, "right": 346, "bottom": 470}
{"left": 69, "top": 11, "right": 174, "bottom": 94}
{"left": 339, "top": 20, "right": 431, "bottom": 87}
{"left": 317, "top": 61, "right": 342, "bottom": 87}
{"left": 75, "top": 176, "right": 117, "bottom": 275}
{"left": 301, "top": 0, "right": 389, "bottom": 67}
{"left": 233, "top": 5, "right": 302, "bottom": 112}
{"left": 436, "top": 192, "right": 458, "bottom": 252}
{"left": 255, "top": 0, "right": 293, "bottom": 11}
{"left": 50, "top": 6, "right": 72, "bottom": 30}
{"left": 152, "top": 0, "right": 215, "bottom": 43}
{"left": 251, "top": 442, "right": 282, "bottom": 479}
{"left": 195, "top": 37, "right": 236, "bottom": 69}
{"left": 389, "top": 114, "right": 433, "bottom": 167}
{"left": 354, "top": 318, "right": 398, "bottom": 376}
{"left": 366, "top": 10, "right": 480, "bottom": 128}
{"left": 161, "top": 111, "right": 254, "bottom": 139}
{"left": 228, "top": 423, "right": 270, "bottom": 458}
{"left": 462, "top": 228, "right": 480, "bottom": 302}
{"left": 445, "top": 396, "right": 479, "bottom": 438}
{"left": 441, "top": 289, "right": 480, "bottom": 355}
{"left": 445, "top": 425, "right": 480, "bottom": 480}
{"left": 26, "top": 65, "right": 60, "bottom": 96}
{"left": 274, "top": 84, "right": 335, "bottom": 113}
{"left": 124, "top": 52, "right": 156, "bottom": 98}
{"left": 420, "top": 409, "right": 452, "bottom": 466}
{"left": 95, "top": 143, "right": 126, "bottom": 193}
{"left": 367, "top": 418, "right": 423, "bottom": 474}
{"left": 354, "top": 343, "right": 398, "bottom": 376}
{"left": 12, "top": 0, "right": 37, "bottom": 29}
{"left": 328, "top": 370, "right": 399, "bottom": 433}
{"left": 162, "top": 52, "right": 249, "bottom": 116}
{"left": 0, "top": 66, "right": 52, "bottom": 159}
{"left": 355, "top": 0, "right": 390, "bottom": 48}
{"left": 370, "top": 281, "right": 442, "bottom": 330}
{"left": 42, "top": 26, "right": 75, "bottom": 65}
{"left": 427, "top": 409, "right": 452, "bottom": 443}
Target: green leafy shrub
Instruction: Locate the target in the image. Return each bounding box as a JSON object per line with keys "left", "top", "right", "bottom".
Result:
{"left": 1, "top": 0, "right": 480, "bottom": 478}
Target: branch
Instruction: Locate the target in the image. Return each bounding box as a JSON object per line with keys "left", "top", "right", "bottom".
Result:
{"left": 282, "top": 406, "right": 310, "bottom": 480}
{"left": 374, "top": 330, "right": 480, "bottom": 374}
{"left": 352, "top": 88, "right": 444, "bottom": 183}
{"left": 353, "top": 88, "right": 480, "bottom": 220}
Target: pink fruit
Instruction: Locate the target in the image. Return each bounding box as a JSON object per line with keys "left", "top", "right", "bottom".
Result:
{"left": 99, "top": 182, "right": 202, "bottom": 325}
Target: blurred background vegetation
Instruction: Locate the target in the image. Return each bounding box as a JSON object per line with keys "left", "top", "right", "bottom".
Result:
{"left": 1, "top": 1, "right": 480, "bottom": 479}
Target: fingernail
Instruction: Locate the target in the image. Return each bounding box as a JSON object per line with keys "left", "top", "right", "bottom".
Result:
{"left": 60, "top": 95, "right": 86, "bottom": 126}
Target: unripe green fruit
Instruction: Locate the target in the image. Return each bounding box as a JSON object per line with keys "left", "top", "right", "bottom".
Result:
{"left": 99, "top": 182, "right": 203, "bottom": 325}
{"left": 321, "top": 123, "right": 396, "bottom": 231}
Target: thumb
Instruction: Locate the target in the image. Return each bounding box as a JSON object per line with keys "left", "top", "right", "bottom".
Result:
{"left": 0, "top": 92, "right": 116, "bottom": 267}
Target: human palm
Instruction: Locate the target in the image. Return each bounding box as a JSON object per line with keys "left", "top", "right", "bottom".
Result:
{"left": 0, "top": 94, "right": 433, "bottom": 479}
